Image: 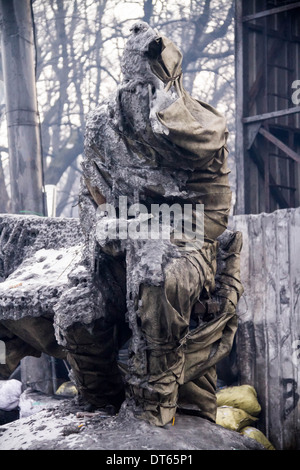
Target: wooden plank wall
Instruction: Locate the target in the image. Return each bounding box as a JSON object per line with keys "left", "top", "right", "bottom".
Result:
{"left": 230, "top": 207, "right": 300, "bottom": 450}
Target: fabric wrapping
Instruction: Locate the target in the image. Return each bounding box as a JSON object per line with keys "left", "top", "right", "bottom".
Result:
{"left": 0, "top": 24, "right": 243, "bottom": 429}
{"left": 125, "top": 231, "right": 243, "bottom": 426}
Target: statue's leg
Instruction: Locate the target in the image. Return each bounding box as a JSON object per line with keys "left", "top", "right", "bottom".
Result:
{"left": 178, "top": 366, "right": 218, "bottom": 422}
{"left": 0, "top": 317, "right": 65, "bottom": 379}
{"left": 177, "top": 230, "right": 244, "bottom": 423}
{"left": 62, "top": 254, "right": 131, "bottom": 412}
{"left": 65, "top": 318, "right": 130, "bottom": 411}
{"left": 127, "top": 243, "right": 217, "bottom": 426}
{"left": 0, "top": 322, "right": 40, "bottom": 379}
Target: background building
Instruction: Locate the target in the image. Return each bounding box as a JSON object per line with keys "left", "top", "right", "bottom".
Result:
{"left": 235, "top": 0, "right": 300, "bottom": 215}
{"left": 233, "top": 0, "right": 300, "bottom": 450}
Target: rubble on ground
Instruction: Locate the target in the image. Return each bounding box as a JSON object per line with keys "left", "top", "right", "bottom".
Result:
{"left": 0, "top": 391, "right": 264, "bottom": 450}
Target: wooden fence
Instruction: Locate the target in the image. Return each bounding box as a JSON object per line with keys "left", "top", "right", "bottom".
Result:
{"left": 230, "top": 207, "right": 300, "bottom": 450}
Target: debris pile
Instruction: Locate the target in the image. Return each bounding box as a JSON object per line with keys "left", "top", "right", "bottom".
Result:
{"left": 0, "top": 214, "right": 83, "bottom": 322}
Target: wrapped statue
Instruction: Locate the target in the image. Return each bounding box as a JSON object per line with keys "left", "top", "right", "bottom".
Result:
{"left": 62, "top": 21, "right": 243, "bottom": 426}
{"left": 0, "top": 21, "right": 243, "bottom": 428}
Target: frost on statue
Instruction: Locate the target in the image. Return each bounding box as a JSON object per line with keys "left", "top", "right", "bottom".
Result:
{"left": 0, "top": 21, "right": 244, "bottom": 428}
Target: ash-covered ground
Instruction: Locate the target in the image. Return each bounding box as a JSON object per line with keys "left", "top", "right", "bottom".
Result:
{"left": 0, "top": 392, "right": 264, "bottom": 451}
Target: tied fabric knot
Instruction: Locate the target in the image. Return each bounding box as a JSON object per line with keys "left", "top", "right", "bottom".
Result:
{"left": 164, "top": 72, "right": 182, "bottom": 83}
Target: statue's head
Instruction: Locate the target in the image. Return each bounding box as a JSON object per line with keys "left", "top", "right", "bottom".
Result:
{"left": 126, "top": 21, "right": 159, "bottom": 51}
{"left": 121, "top": 21, "right": 182, "bottom": 87}
{"left": 129, "top": 20, "right": 151, "bottom": 36}
{"left": 121, "top": 21, "right": 161, "bottom": 80}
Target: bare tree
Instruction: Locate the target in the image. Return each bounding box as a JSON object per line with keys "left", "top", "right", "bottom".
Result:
{"left": 0, "top": 0, "right": 235, "bottom": 216}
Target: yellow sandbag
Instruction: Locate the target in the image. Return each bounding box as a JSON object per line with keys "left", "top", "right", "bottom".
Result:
{"left": 55, "top": 381, "right": 78, "bottom": 397}
{"left": 216, "top": 406, "right": 258, "bottom": 432}
{"left": 216, "top": 385, "right": 261, "bottom": 416}
{"left": 240, "top": 426, "right": 275, "bottom": 450}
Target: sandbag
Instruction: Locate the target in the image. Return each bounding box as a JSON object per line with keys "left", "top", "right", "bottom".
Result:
{"left": 240, "top": 426, "right": 275, "bottom": 450}
{"left": 0, "top": 379, "right": 22, "bottom": 411}
{"left": 216, "top": 406, "right": 258, "bottom": 432}
{"left": 55, "top": 381, "right": 78, "bottom": 397}
{"left": 216, "top": 385, "right": 261, "bottom": 416}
